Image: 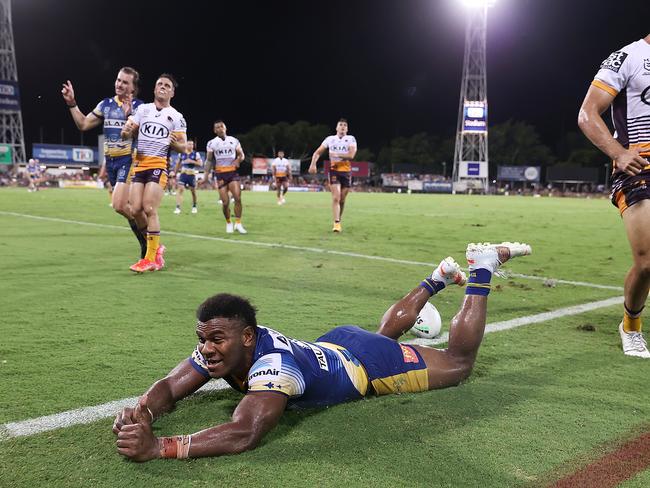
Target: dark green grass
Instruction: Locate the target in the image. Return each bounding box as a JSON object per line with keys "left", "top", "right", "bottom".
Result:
{"left": 0, "top": 188, "right": 647, "bottom": 487}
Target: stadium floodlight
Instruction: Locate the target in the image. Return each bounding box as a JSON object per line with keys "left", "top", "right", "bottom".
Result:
{"left": 452, "top": 0, "right": 494, "bottom": 194}
{"left": 460, "top": 0, "right": 496, "bottom": 8}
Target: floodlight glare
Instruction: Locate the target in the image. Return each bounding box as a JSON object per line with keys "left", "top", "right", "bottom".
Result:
{"left": 460, "top": 0, "right": 496, "bottom": 8}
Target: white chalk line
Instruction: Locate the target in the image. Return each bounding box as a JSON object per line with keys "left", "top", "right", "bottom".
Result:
{"left": 0, "top": 211, "right": 623, "bottom": 291}
{"left": 0, "top": 295, "right": 623, "bottom": 440}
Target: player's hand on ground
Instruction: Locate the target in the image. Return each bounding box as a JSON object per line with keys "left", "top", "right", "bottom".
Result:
{"left": 615, "top": 148, "right": 647, "bottom": 176}
{"left": 116, "top": 421, "right": 159, "bottom": 462}
{"left": 113, "top": 395, "right": 153, "bottom": 434}
{"left": 61, "top": 80, "right": 76, "bottom": 105}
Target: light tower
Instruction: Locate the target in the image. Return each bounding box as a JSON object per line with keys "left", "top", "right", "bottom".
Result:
{"left": 451, "top": 0, "right": 495, "bottom": 194}
{"left": 0, "top": 0, "right": 26, "bottom": 170}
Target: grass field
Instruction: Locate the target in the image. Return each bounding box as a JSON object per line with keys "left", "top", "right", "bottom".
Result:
{"left": 1, "top": 187, "right": 650, "bottom": 487}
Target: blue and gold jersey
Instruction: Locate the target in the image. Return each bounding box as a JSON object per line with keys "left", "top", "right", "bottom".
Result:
{"left": 189, "top": 325, "right": 369, "bottom": 409}
{"left": 92, "top": 96, "right": 143, "bottom": 158}
{"left": 178, "top": 151, "right": 202, "bottom": 175}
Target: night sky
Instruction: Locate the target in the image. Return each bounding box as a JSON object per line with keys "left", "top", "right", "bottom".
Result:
{"left": 11, "top": 0, "right": 650, "bottom": 155}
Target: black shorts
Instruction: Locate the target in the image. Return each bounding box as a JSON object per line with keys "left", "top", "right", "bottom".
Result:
{"left": 215, "top": 171, "right": 240, "bottom": 189}
{"left": 611, "top": 169, "right": 650, "bottom": 214}
{"left": 132, "top": 168, "right": 168, "bottom": 187}
{"left": 329, "top": 170, "right": 351, "bottom": 188}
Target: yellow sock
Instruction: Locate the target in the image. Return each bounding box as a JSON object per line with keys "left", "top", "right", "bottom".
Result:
{"left": 145, "top": 232, "right": 160, "bottom": 261}
{"left": 235, "top": 218, "right": 241, "bottom": 224}
{"left": 226, "top": 218, "right": 231, "bottom": 224}
{"left": 623, "top": 312, "right": 642, "bottom": 333}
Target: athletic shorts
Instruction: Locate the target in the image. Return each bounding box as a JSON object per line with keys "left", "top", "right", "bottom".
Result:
{"left": 611, "top": 169, "right": 650, "bottom": 214}
{"left": 275, "top": 176, "right": 289, "bottom": 184}
{"left": 179, "top": 173, "right": 196, "bottom": 188}
{"left": 132, "top": 167, "right": 168, "bottom": 187}
{"left": 329, "top": 170, "right": 352, "bottom": 188}
{"left": 215, "top": 170, "right": 240, "bottom": 189}
{"left": 106, "top": 155, "right": 133, "bottom": 187}
{"left": 316, "top": 325, "right": 429, "bottom": 395}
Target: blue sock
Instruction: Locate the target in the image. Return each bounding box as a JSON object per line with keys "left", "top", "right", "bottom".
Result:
{"left": 419, "top": 277, "right": 446, "bottom": 296}
{"left": 466, "top": 268, "right": 492, "bottom": 296}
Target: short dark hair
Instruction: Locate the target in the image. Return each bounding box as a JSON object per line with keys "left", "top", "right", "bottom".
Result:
{"left": 196, "top": 293, "right": 257, "bottom": 329}
{"left": 338, "top": 118, "right": 348, "bottom": 124}
{"left": 119, "top": 66, "right": 140, "bottom": 96}
{"left": 158, "top": 73, "right": 178, "bottom": 89}
{"left": 213, "top": 120, "right": 225, "bottom": 126}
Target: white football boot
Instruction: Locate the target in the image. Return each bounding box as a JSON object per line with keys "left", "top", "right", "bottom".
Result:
{"left": 234, "top": 223, "right": 248, "bottom": 234}
{"left": 191, "top": 206, "right": 198, "bottom": 214}
{"left": 226, "top": 222, "right": 234, "bottom": 233}
{"left": 431, "top": 257, "right": 467, "bottom": 288}
{"left": 173, "top": 207, "right": 181, "bottom": 214}
{"left": 619, "top": 322, "right": 650, "bottom": 358}
{"left": 466, "top": 242, "right": 532, "bottom": 275}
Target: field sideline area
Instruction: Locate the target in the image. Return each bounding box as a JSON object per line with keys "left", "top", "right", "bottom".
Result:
{"left": 2, "top": 188, "right": 650, "bottom": 487}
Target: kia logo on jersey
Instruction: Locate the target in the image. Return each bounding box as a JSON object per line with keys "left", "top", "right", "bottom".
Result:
{"left": 140, "top": 122, "right": 170, "bottom": 139}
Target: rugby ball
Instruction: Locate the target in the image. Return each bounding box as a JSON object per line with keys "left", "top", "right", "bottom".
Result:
{"left": 410, "top": 302, "right": 442, "bottom": 339}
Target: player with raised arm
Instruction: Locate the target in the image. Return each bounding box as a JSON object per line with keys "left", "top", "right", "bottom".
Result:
{"left": 174, "top": 140, "right": 202, "bottom": 214}
{"left": 309, "top": 118, "right": 357, "bottom": 232}
{"left": 121, "top": 74, "right": 187, "bottom": 273}
{"left": 206, "top": 121, "right": 246, "bottom": 234}
{"left": 61, "top": 67, "right": 148, "bottom": 259}
{"left": 271, "top": 150, "right": 292, "bottom": 205}
{"left": 113, "top": 242, "right": 531, "bottom": 461}
{"left": 578, "top": 34, "right": 650, "bottom": 358}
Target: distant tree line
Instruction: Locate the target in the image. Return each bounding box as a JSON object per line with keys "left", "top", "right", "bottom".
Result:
{"left": 234, "top": 119, "right": 609, "bottom": 174}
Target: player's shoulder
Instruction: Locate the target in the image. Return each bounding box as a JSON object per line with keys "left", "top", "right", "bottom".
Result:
{"left": 599, "top": 39, "right": 648, "bottom": 72}
{"left": 346, "top": 135, "right": 357, "bottom": 142}
{"left": 132, "top": 98, "right": 144, "bottom": 108}
{"left": 227, "top": 135, "right": 240, "bottom": 145}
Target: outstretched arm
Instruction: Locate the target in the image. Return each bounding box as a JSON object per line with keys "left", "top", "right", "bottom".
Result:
{"left": 578, "top": 85, "right": 647, "bottom": 176}
{"left": 116, "top": 391, "right": 287, "bottom": 461}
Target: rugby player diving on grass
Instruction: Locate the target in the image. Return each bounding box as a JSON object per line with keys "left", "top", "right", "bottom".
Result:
{"left": 113, "top": 242, "right": 531, "bottom": 461}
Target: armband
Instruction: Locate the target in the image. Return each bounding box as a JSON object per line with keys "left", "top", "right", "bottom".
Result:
{"left": 159, "top": 434, "right": 192, "bottom": 459}
{"left": 67, "top": 103, "right": 77, "bottom": 108}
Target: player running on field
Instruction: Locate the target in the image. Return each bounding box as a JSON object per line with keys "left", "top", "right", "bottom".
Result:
{"left": 309, "top": 118, "right": 357, "bottom": 232}
{"left": 174, "top": 140, "right": 203, "bottom": 214}
{"left": 121, "top": 73, "right": 187, "bottom": 273}
{"left": 61, "top": 67, "right": 148, "bottom": 259}
{"left": 25, "top": 158, "right": 44, "bottom": 192}
{"left": 578, "top": 34, "right": 650, "bottom": 358}
{"left": 205, "top": 121, "right": 246, "bottom": 234}
{"left": 271, "top": 150, "right": 292, "bottom": 205}
{"left": 113, "top": 242, "right": 531, "bottom": 461}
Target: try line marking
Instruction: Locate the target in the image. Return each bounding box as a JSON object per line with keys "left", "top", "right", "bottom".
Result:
{"left": 0, "top": 295, "right": 623, "bottom": 440}
{"left": 0, "top": 211, "right": 623, "bottom": 291}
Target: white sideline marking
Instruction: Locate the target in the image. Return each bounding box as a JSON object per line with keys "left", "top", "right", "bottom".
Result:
{"left": 0, "top": 211, "right": 623, "bottom": 291}
{"left": 0, "top": 296, "right": 623, "bottom": 440}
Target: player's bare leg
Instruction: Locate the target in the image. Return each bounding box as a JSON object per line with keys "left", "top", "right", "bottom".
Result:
{"left": 331, "top": 183, "right": 342, "bottom": 232}
{"left": 130, "top": 182, "right": 164, "bottom": 272}
{"left": 381, "top": 243, "right": 531, "bottom": 390}
{"left": 339, "top": 187, "right": 350, "bottom": 219}
{"left": 230, "top": 181, "right": 247, "bottom": 234}
{"left": 620, "top": 201, "right": 650, "bottom": 357}
{"left": 175, "top": 185, "right": 184, "bottom": 214}
{"left": 218, "top": 185, "right": 233, "bottom": 233}
{"left": 379, "top": 257, "right": 467, "bottom": 340}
